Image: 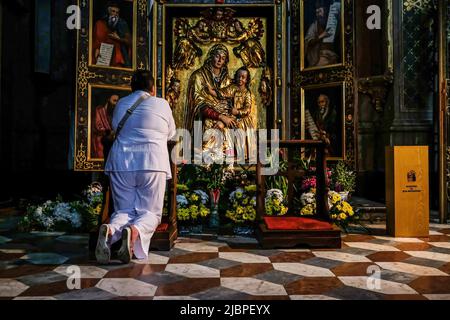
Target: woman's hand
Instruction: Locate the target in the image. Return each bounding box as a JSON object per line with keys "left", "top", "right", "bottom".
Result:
{"left": 214, "top": 121, "right": 225, "bottom": 130}
{"left": 205, "top": 84, "right": 217, "bottom": 97}
{"left": 219, "top": 114, "right": 237, "bottom": 128}
{"left": 231, "top": 107, "right": 239, "bottom": 116}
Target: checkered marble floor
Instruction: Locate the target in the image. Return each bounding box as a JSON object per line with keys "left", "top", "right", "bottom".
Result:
{"left": 1, "top": 209, "right": 450, "bottom": 300}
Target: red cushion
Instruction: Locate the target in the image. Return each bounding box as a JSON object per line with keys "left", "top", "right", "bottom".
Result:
{"left": 156, "top": 223, "right": 169, "bottom": 232}
{"left": 264, "top": 217, "right": 334, "bottom": 231}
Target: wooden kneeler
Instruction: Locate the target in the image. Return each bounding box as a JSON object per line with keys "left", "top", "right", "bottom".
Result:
{"left": 255, "top": 140, "right": 341, "bottom": 249}
{"left": 150, "top": 148, "right": 178, "bottom": 251}
{"left": 89, "top": 142, "right": 178, "bottom": 252}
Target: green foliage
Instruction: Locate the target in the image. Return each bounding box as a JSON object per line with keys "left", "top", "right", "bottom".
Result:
{"left": 333, "top": 161, "right": 356, "bottom": 193}
{"left": 265, "top": 158, "right": 288, "bottom": 196}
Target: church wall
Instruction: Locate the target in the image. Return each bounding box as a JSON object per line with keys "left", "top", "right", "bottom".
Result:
{"left": 353, "top": 0, "right": 437, "bottom": 204}
{"left": 0, "top": 0, "right": 90, "bottom": 200}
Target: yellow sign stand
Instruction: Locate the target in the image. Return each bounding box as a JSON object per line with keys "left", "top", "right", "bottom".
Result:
{"left": 386, "top": 146, "right": 429, "bottom": 237}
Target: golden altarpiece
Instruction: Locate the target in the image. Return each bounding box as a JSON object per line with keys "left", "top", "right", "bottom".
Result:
{"left": 75, "top": 0, "right": 356, "bottom": 249}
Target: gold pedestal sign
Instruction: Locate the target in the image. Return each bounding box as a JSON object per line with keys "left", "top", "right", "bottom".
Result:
{"left": 386, "top": 146, "right": 429, "bottom": 237}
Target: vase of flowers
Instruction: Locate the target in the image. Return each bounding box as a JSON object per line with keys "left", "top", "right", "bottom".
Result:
{"left": 201, "top": 154, "right": 229, "bottom": 229}
{"left": 333, "top": 161, "right": 356, "bottom": 199}
{"left": 209, "top": 189, "right": 221, "bottom": 228}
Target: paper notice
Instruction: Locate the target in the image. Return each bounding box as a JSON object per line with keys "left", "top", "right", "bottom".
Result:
{"left": 96, "top": 43, "right": 114, "bottom": 66}
{"left": 323, "top": 1, "right": 341, "bottom": 44}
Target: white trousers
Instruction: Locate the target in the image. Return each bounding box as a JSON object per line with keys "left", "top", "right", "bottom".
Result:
{"left": 108, "top": 171, "right": 166, "bottom": 259}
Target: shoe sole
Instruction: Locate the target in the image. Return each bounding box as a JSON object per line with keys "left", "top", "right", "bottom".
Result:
{"left": 95, "top": 224, "right": 111, "bottom": 264}
{"left": 117, "top": 228, "right": 132, "bottom": 264}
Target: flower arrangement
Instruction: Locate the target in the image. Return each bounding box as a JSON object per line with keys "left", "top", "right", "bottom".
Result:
{"left": 332, "top": 161, "right": 356, "bottom": 194}
{"left": 225, "top": 185, "right": 257, "bottom": 223}
{"left": 176, "top": 184, "right": 210, "bottom": 223}
{"left": 299, "top": 190, "right": 316, "bottom": 216}
{"left": 298, "top": 189, "right": 359, "bottom": 231}
{"left": 300, "top": 168, "right": 332, "bottom": 192}
{"left": 265, "top": 189, "right": 289, "bottom": 216}
{"left": 18, "top": 183, "right": 104, "bottom": 233}
{"left": 329, "top": 197, "right": 357, "bottom": 230}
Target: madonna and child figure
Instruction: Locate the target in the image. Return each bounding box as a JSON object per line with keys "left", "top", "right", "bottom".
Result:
{"left": 205, "top": 66, "right": 256, "bottom": 161}
{"left": 184, "top": 44, "right": 257, "bottom": 162}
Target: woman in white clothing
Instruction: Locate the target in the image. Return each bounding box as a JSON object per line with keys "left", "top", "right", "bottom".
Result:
{"left": 96, "top": 70, "right": 176, "bottom": 264}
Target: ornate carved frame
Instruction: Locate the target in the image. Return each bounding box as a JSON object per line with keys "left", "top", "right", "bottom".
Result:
{"left": 152, "top": 0, "right": 287, "bottom": 135}
{"left": 74, "top": 0, "right": 149, "bottom": 171}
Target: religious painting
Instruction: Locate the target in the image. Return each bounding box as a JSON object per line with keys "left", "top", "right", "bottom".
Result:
{"left": 161, "top": 5, "right": 280, "bottom": 161}
{"left": 75, "top": 0, "right": 148, "bottom": 171}
{"left": 300, "top": 0, "right": 345, "bottom": 71}
{"left": 89, "top": 0, "right": 136, "bottom": 70}
{"left": 302, "top": 82, "right": 345, "bottom": 160}
{"left": 88, "top": 85, "right": 131, "bottom": 161}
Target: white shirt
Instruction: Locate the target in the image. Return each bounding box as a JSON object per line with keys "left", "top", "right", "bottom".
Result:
{"left": 105, "top": 90, "right": 176, "bottom": 179}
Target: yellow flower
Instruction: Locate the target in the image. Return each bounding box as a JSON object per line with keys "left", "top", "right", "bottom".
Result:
{"left": 245, "top": 185, "right": 257, "bottom": 193}
{"left": 339, "top": 213, "right": 347, "bottom": 220}
{"left": 200, "top": 206, "right": 209, "bottom": 217}
{"left": 190, "top": 194, "right": 199, "bottom": 202}
{"left": 236, "top": 207, "right": 244, "bottom": 215}
{"left": 236, "top": 192, "right": 243, "bottom": 199}
{"left": 189, "top": 204, "right": 198, "bottom": 214}
{"left": 301, "top": 205, "right": 314, "bottom": 216}
{"left": 242, "top": 198, "right": 249, "bottom": 205}
{"left": 331, "top": 214, "right": 337, "bottom": 220}
{"left": 280, "top": 206, "right": 289, "bottom": 216}
{"left": 331, "top": 194, "right": 341, "bottom": 205}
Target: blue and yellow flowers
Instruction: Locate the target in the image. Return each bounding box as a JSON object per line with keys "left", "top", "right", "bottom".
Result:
{"left": 265, "top": 189, "right": 289, "bottom": 217}
{"left": 226, "top": 185, "right": 257, "bottom": 223}
{"left": 176, "top": 184, "right": 210, "bottom": 222}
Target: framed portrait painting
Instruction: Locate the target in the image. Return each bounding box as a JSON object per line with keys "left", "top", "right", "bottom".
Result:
{"left": 300, "top": 0, "right": 345, "bottom": 71}
{"left": 88, "top": 84, "right": 131, "bottom": 161}
{"left": 75, "top": 0, "right": 149, "bottom": 171}
{"left": 89, "top": 0, "right": 137, "bottom": 70}
{"left": 301, "top": 82, "right": 345, "bottom": 160}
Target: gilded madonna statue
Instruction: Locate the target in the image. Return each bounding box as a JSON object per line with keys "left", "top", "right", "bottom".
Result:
{"left": 184, "top": 44, "right": 256, "bottom": 161}
{"left": 184, "top": 44, "right": 236, "bottom": 134}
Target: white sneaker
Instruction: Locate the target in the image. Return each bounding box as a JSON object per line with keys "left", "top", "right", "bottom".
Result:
{"left": 117, "top": 227, "right": 132, "bottom": 264}
{"left": 95, "top": 224, "right": 111, "bottom": 264}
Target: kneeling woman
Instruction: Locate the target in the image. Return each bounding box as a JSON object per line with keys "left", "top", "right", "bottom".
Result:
{"left": 96, "top": 70, "right": 176, "bottom": 264}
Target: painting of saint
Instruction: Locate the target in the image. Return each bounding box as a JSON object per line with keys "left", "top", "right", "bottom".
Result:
{"left": 89, "top": 86, "right": 130, "bottom": 160}
{"left": 90, "top": 0, "right": 134, "bottom": 69}
{"left": 303, "top": 83, "right": 344, "bottom": 159}
{"left": 302, "top": 0, "right": 343, "bottom": 70}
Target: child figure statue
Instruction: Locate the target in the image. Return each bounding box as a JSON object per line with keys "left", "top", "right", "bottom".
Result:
{"left": 206, "top": 66, "right": 256, "bottom": 163}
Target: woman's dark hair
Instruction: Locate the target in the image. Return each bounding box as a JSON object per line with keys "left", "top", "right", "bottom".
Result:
{"left": 131, "top": 70, "right": 155, "bottom": 92}
{"left": 234, "top": 67, "right": 251, "bottom": 89}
